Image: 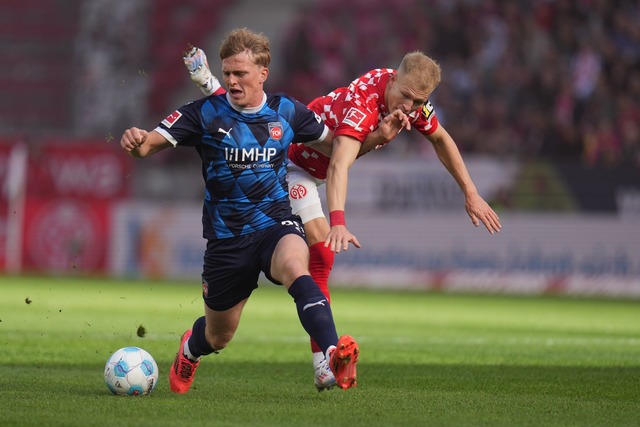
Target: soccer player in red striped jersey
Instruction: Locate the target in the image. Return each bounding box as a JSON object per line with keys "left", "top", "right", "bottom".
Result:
{"left": 184, "top": 48, "right": 501, "bottom": 390}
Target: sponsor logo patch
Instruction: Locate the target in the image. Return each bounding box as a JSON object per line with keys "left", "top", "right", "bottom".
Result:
{"left": 343, "top": 107, "right": 367, "bottom": 127}
{"left": 161, "top": 110, "right": 182, "bottom": 128}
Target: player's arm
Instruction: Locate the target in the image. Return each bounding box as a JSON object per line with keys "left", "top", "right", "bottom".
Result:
{"left": 324, "top": 134, "right": 362, "bottom": 253}
{"left": 427, "top": 124, "right": 502, "bottom": 234}
{"left": 314, "top": 110, "right": 410, "bottom": 158}
{"left": 120, "top": 128, "right": 172, "bottom": 158}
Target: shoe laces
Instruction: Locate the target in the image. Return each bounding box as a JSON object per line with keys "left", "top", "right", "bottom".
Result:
{"left": 177, "top": 356, "right": 196, "bottom": 380}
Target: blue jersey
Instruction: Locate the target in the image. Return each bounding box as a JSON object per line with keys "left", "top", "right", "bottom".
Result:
{"left": 155, "top": 93, "right": 328, "bottom": 240}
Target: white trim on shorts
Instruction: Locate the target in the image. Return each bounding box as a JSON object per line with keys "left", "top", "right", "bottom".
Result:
{"left": 286, "top": 162, "right": 326, "bottom": 224}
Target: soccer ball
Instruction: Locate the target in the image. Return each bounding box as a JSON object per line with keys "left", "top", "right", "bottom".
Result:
{"left": 104, "top": 347, "right": 159, "bottom": 396}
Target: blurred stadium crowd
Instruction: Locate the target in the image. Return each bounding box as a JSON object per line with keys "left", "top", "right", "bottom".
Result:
{"left": 1, "top": 0, "right": 638, "bottom": 169}
{"left": 279, "top": 0, "right": 640, "bottom": 167}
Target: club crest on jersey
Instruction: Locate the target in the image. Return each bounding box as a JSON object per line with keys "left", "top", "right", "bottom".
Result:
{"left": 421, "top": 101, "right": 435, "bottom": 120}
{"left": 343, "top": 107, "right": 367, "bottom": 128}
{"left": 162, "top": 110, "right": 182, "bottom": 128}
{"left": 269, "top": 122, "right": 283, "bottom": 140}
{"left": 289, "top": 184, "right": 307, "bottom": 200}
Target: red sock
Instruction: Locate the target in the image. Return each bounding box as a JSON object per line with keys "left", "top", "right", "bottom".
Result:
{"left": 309, "top": 242, "right": 334, "bottom": 353}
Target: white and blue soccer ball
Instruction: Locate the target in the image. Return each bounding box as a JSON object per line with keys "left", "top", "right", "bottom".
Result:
{"left": 104, "top": 347, "right": 159, "bottom": 396}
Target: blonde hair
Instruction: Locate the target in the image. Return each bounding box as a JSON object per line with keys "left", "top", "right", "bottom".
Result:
{"left": 398, "top": 51, "right": 441, "bottom": 94}
{"left": 219, "top": 28, "right": 271, "bottom": 68}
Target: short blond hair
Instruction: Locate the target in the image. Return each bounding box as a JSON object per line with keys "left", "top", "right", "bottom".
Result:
{"left": 398, "top": 51, "right": 441, "bottom": 94}
{"left": 219, "top": 28, "right": 271, "bottom": 68}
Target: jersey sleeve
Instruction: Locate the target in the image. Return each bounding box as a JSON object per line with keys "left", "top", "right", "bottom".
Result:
{"left": 412, "top": 100, "right": 440, "bottom": 136}
{"left": 154, "top": 100, "right": 205, "bottom": 147}
{"left": 289, "top": 96, "right": 329, "bottom": 144}
{"left": 331, "top": 91, "right": 379, "bottom": 143}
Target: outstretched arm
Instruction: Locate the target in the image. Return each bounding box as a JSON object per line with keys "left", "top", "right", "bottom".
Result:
{"left": 324, "top": 110, "right": 411, "bottom": 252}
{"left": 428, "top": 125, "right": 502, "bottom": 234}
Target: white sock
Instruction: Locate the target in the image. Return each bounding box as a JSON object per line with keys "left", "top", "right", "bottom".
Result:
{"left": 182, "top": 338, "right": 200, "bottom": 362}
{"left": 313, "top": 351, "right": 324, "bottom": 367}
{"left": 325, "top": 345, "right": 336, "bottom": 362}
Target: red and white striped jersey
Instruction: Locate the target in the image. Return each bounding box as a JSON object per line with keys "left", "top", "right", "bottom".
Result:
{"left": 288, "top": 68, "right": 439, "bottom": 179}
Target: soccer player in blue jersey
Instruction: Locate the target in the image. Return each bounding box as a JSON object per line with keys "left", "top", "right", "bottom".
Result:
{"left": 120, "top": 28, "right": 359, "bottom": 393}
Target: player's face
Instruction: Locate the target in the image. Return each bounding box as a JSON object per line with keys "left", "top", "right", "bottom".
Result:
{"left": 221, "top": 52, "right": 268, "bottom": 109}
{"left": 385, "top": 73, "right": 430, "bottom": 114}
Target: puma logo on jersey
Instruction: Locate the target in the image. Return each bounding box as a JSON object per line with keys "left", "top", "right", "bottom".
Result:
{"left": 218, "top": 127, "right": 233, "bottom": 137}
{"left": 302, "top": 299, "right": 327, "bottom": 311}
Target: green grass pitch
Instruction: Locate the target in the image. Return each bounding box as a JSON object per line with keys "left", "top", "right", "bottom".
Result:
{"left": 1, "top": 276, "right": 639, "bottom": 426}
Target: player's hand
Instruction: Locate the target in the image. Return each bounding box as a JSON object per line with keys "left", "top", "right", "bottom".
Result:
{"left": 377, "top": 109, "right": 411, "bottom": 141}
{"left": 324, "top": 225, "right": 362, "bottom": 253}
{"left": 465, "top": 192, "right": 502, "bottom": 234}
{"left": 120, "top": 127, "right": 148, "bottom": 152}
{"left": 183, "top": 46, "right": 209, "bottom": 75}
{"left": 183, "top": 45, "right": 220, "bottom": 96}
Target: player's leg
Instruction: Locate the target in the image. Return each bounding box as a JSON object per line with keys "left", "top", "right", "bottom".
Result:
{"left": 170, "top": 237, "right": 259, "bottom": 394}
{"left": 287, "top": 166, "right": 335, "bottom": 338}
{"left": 302, "top": 217, "right": 338, "bottom": 389}
{"left": 286, "top": 165, "right": 337, "bottom": 388}
{"left": 286, "top": 169, "right": 334, "bottom": 294}
{"left": 269, "top": 232, "right": 339, "bottom": 350}
{"left": 264, "top": 220, "right": 358, "bottom": 390}
{"left": 169, "top": 300, "right": 247, "bottom": 394}
{"left": 304, "top": 217, "right": 333, "bottom": 300}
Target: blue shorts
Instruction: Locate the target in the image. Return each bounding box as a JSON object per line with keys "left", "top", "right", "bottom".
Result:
{"left": 201, "top": 218, "right": 306, "bottom": 311}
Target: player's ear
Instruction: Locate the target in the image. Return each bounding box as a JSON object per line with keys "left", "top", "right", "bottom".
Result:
{"left": 388, "top": 73, "right": 398, "bottom": 87}
{"left": 259, "top": 67, "right": 268, "bottom": 84}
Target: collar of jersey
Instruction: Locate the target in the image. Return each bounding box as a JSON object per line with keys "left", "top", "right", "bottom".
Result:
{"left": 227, "top": 92, "right": 267, "bottom": 113}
